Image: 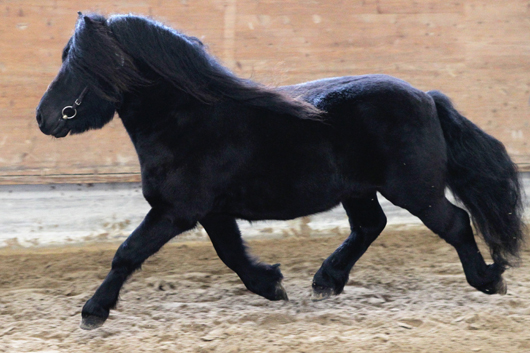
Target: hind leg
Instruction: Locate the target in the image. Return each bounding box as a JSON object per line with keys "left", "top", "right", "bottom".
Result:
{"left": 386, "top": 194, "right": 506, "bottom": 295}
{"left": 312, "top": 194, "right": 387, "bottom": 300}
{"left": 200, "top": 214, "right": 288, "bottom": 301}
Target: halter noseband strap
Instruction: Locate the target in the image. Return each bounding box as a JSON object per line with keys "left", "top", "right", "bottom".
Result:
{"left": 62, "top": 87, "right": 89, "bottom": 120}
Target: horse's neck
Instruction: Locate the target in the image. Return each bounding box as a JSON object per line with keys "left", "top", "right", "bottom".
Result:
{"left": 117, "top": 83, "right": 217, "bottom": 153}
{"left": 118, "top": 83, "right": 193, "bottom": 129}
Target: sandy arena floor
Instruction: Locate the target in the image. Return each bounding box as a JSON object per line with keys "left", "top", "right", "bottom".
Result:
{"left": 0, "top": 226, "right": 529, "bottom": 352}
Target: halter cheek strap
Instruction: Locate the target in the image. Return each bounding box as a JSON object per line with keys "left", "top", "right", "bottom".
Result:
{"left": 62, "top": 87, "right": 89, "bottom": 120}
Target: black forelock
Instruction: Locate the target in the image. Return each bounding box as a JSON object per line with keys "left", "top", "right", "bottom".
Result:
{"left": 66, "top": 13, "right": 146, "bottom": 102}
{"left": 61, "top": 38, "right": 72, "bottom": 62}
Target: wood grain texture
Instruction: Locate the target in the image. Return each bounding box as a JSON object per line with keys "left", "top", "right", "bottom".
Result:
{"left": 1, "top": 0, "right": 529, "bottom": 185}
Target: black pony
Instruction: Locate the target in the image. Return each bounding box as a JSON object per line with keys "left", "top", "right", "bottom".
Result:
{"left": 36, "top": 13, "right": 525, "bottom": 330}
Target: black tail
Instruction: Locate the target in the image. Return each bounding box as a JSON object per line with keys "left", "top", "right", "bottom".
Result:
{"left": 427, "top": 90, "right": 526, "bottom": 269}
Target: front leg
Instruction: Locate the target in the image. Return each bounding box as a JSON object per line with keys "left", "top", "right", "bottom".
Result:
{"left": 81, "top": 208, "right": 196, "bottom": 330}
{"left": 200, "top": 214, "right": 288, "bottom": 301}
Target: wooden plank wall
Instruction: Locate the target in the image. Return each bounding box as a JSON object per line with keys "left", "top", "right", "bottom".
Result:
{"left": 1, "top": 0, "right": 529, "bottom": 184}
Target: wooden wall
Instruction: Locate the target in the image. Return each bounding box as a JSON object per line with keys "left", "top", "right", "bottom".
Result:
{"left": 1, "top": 0, "right": 529, "bottom": 184}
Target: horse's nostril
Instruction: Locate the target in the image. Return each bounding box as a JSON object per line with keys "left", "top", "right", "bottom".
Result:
{"left": 36, "top": 111, "right": 44, "bottom": 127}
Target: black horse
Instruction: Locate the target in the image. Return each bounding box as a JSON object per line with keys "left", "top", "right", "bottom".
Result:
{"left": 36, "top": 13, "right": 525, "bottom": 330}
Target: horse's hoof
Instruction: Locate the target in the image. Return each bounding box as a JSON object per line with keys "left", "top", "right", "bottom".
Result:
{"left": 275, "top": 282, "right": 289, "bottom": 301}
{"left": 80, "top": 315, "right": 107, "bottom": 330}
{"left": 311, "top": 284, "right": 335, "bottom": 302}
{"left": 478, "top": 277, "right": 508, "bottom": 295}
{"left": 495, "top": 278, "right": 507, "bottom": 295}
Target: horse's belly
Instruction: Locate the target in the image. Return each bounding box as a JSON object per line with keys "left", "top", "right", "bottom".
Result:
{"left": 218, "top": 178, "right": 347, "bottom": 221}
{"left": 226, "top": 199, "right": 342, "bottom": 221}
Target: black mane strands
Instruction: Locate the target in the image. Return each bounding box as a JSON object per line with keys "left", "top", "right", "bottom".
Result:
{"left": 105, "top": 14, "right": 322, "bottom": 120}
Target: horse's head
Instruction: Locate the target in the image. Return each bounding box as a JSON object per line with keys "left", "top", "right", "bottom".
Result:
{"left": 36, "top": 13, "right": 141, "bottom": 137}
{"left": 35, "top": 55, "right": 116, "bottom": 137}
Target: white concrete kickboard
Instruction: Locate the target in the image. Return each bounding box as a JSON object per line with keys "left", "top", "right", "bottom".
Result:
{"left": 0, "top": 173, "right": 528, "bottom": 248}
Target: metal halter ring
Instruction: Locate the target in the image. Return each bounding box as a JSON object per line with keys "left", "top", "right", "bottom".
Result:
{"left": 62, "top": 105, "right": 78, "bottom": 120}
{"left": 62, "top": 87, "right": 89, "bottom": 120}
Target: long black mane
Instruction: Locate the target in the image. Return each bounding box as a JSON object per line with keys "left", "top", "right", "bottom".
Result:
{"left": 68, "top": 13, "right": 322, "bottom": 120}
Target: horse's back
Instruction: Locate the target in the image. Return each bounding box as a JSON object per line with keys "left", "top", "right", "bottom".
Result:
{"left": 283, "top": 74, "right": 444, "bottom": 156}
{"left": 281, "top": 74, "right": 433, "bottom": 119}
{"left": 281, "top": 74, "right": 447, "bottom": 196}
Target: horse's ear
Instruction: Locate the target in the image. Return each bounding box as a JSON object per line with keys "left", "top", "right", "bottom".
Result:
{"left": 82, "top": 14, "right": 94, "bottom": 27}
{"left": 78, "top": 11, "right": 83, "bottom": 17}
